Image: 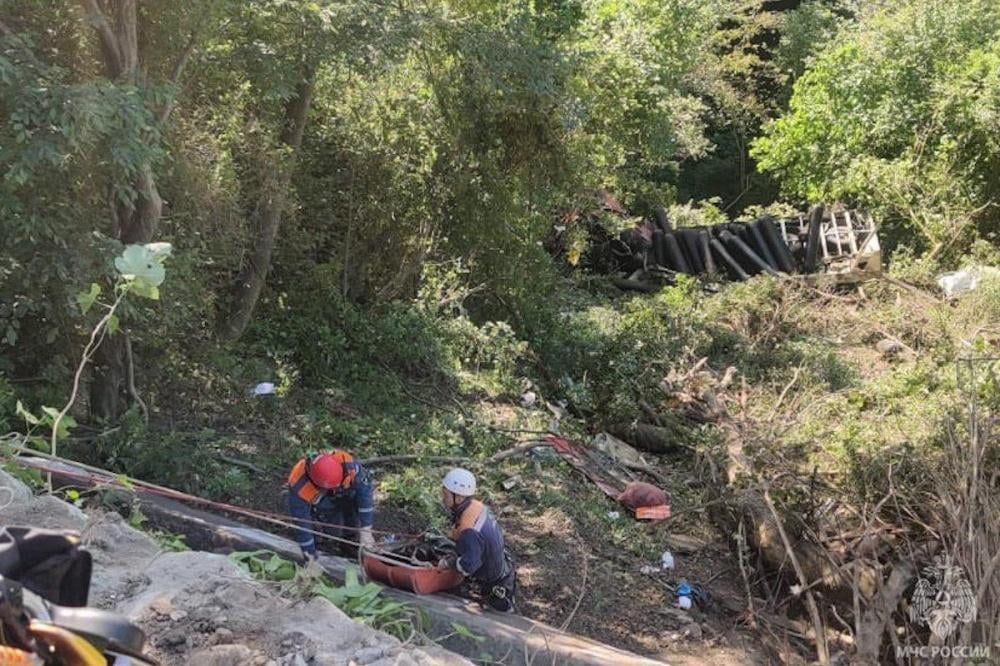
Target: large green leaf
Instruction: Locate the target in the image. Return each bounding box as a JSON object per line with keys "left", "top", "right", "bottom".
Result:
{"left": 76, "top": 283, "right": 101, "bottom": 315}
{"left": 115, "top": 244, "right": 167, "bottom": 287}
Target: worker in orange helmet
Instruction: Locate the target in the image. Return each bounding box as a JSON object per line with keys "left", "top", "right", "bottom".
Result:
{"left": 437, "top": 468, "right": 517, "bottom": 613}
{"left": 287, "top": 450, "right": 375, "bottom": 560}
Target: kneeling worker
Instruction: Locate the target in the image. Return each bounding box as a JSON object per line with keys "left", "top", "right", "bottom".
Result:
{"left": 287, "top": 450, "right": 375, "bottom": 559}
{"left": 438, "top": 468, "right": 517, "bottom": 613}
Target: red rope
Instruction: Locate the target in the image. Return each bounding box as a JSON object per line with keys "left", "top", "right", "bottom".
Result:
{"left": 28, "top": 461, "right": 424, "bottom": 539}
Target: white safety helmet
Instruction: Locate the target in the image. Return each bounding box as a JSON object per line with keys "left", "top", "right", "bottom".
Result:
{"left": 442, "top": 468, "right": 477, "bottom": 496}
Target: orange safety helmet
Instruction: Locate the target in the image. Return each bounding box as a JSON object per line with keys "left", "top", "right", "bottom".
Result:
{"left": 307, "top": 452, "right": 346, "bottom": 489}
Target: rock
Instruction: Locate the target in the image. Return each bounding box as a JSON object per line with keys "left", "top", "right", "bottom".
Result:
{"left": 149, "top": 598, "right": 173, "bottom": 617}
{"left": 189, "top": 644, "right": 258, "bottom": 666}
{"left": 3, "top": 486, "right": 473, "bottom": 666}
{"left": 682, "top": 623, "right": 703, "bottom": 640}
{"left": 0, "top": 491, "right": 86, "bottom": 530}
{"left": 875, "top": 338, "right": 904, "bottom": 356}
{"left": 0, "top": 469, "right": 34, "bottom": 505}
{"left": 353, "top": 647, "right": 387, "bottom": 664}
{"left": 158, "top": 628, "right": 187, "bottom": 647}
{"left": 213, "top": 628, "right": 234, "bottom": 643}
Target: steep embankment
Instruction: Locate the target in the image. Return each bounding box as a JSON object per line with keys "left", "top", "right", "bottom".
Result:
{"left": 0, "top": 469, "right": 468, "bottom": 666}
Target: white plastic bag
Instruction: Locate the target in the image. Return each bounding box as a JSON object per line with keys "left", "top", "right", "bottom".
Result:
{"left": 937, "top": 270, "right": 979, "bottom": 298}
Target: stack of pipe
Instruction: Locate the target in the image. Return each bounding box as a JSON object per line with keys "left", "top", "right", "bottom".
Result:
{"left": 622, "top": 205, "right": 833, "bottom": 281}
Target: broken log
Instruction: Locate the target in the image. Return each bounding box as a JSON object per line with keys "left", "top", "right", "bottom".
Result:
{"left": 610, "top": 422, "right": 687, "bottom": 455}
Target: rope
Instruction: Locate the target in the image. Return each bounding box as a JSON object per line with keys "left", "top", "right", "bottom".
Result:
{"left": 13, "top": 453, "right": 425, "bottom": 550}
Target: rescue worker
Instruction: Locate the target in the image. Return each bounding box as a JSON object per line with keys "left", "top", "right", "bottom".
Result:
{"left": 437, "top": 468, "right": 517, "bottom": 613}
{"left": 287, "top": 450, "right": 375, "bottom": 560}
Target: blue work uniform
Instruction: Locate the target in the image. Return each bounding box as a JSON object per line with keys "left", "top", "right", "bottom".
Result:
{"left": 450, "top": 498, "right": 517, "bottom": 612}
{"left": 287, "top": 453, "right": 374, "bottom": 555}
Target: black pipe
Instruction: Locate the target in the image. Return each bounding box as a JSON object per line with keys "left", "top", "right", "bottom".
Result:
{"left": 651, "top": 229, "right": 667, "bottom": 268}
{"left": 803, "top": 205, "right": 825, "bottom": 273}
{"left": 654, "top": 206, "right": 670, "bottom": 234}
{"left": 676, "top": 228, "right": 704, "bottom": 274}
{"left": 710, "top": 239, "right": 749, "bottom": 281}
{"left": 663, "top": 233, "right": 692, "bottom": 274}
{"left": 720, "top": 230, "right": 779, "bottom": 276}
{"left": 748, "top": 221, "right": 779, "bottom": 271}
{"left": 720, "top": 228, "right": 759, "bottom": 275}
{"left": 757, "top": 217, "right": 796, "bottom": 273}
{"left": 698, "top": 230, "right": 717, "bottom": 275}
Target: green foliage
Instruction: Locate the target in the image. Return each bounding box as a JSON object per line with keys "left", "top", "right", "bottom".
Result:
{"left": 753, "top": 0, "right": 1000, "bottom": 258}
{"left": 230, "top": 551, "right": 425, "bottom": 641}
{"left": 230, "top": 550, "right": 298, "bottom": 581}
{"left": 530, "top": 278, "right": 706, "bottom": 424}
{"left": 380, "top": 468, "right": 448, "bottom": 529}
{"left": 151, "top": 530, "right": 189, "bottom": 552}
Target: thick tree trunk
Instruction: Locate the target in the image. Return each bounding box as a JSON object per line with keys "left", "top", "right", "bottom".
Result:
{"left": 217, "top": 72, "right": 316, "bottom": 342}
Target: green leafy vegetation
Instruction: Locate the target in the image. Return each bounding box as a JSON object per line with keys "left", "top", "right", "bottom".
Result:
{"left": 229, "top": 550, "right": 428, "bottom": 641}
{"left": 3, "top": 1, "right": 1000, "bottom": 662}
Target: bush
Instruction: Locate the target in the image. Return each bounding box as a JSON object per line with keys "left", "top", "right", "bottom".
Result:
{"left": 752, "top": 0, "right": 1000, "bottom": 260}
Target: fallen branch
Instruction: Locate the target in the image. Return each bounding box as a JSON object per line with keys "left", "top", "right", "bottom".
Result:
{"left": 762, "top": 485, "right": 829, "bottom": 665}
{"left": 487, "top": 440, "right": 551, "bottom": 464}
{"left": 218, "top": 455, "right": 268, "bottom": 475}
{"left": 560, "top": 547, "right": 589, "bottom": 633}
{"left": 767, "top": 366, "right": 802, "bottom": 422}
{"left": 880, "top": 275, "right": 941, "bottom": 303}
{"left": 619, "top": 460, "right": 670, "bottom": 485}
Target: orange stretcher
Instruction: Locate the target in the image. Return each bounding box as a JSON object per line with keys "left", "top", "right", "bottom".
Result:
{"left": 361, "top": 547, "right": 465, "bottom": 595}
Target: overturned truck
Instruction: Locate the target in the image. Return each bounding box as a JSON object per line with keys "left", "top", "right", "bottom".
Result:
{"left": 559, "top": 197, "right": 882, "bottom": 291}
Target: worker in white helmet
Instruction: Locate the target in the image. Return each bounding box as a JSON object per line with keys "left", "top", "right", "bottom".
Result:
{"left": 438, "top": 468, "right": 517, "bottom": 613}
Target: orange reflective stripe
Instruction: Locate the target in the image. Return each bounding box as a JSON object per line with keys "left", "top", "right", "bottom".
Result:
{"left": 288, "top": 459, "right": 307, "bottom": 486}
{"left": 449, "top": 500, "right": 484, "bottom": 541}
{"left": 329, "top": 450, "right": 357, "bottom": 488}
{"left": 635, "top": 505, "right": 671, "bottom": 520}
{"left": 288, "top": 459, "right": 323, "bottom": 505}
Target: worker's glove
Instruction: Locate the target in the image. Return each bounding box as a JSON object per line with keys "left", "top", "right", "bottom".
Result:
{"left": 436, "top": 554, "right": 457, "bottom": 570}
{"left": 301, "top": 547, "right": 318, "bottom": 562}
{"left": 359, "top": 527, "right": 375, "bottom": 549}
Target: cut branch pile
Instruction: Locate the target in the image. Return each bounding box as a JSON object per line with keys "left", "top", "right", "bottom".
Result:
{"left": 627, "top": 356, "right": 1000, "bottom": 665}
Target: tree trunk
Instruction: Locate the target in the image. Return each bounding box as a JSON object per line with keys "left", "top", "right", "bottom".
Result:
{"left": 217, "top": 71, "right": 316, "bottom": 342}
{"left": 79, "top": 0, "right": 163, "bottom": 420}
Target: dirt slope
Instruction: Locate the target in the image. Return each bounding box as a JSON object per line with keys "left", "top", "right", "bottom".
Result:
{"left": 0, "top": 469, "right": 469, "bottom": 666}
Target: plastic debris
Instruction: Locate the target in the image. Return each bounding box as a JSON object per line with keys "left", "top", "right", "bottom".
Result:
{"left": 591, "top": 432, "right": 648, "bottom": 468}
{"left": 607, "top": 511, "right": 620, "bottom": 520}
{"left": 521, "top": 390, "right": 537, "bottom": 407}
{"left": 640, "top": 565, "right": 659, "bottom": 575}
{"left": 660, "top": 551, "right": 675, "bottom": 570}
{"left": 252, "top": 382, "right": 276, "bottom": 396}
{"left": 937, "top": 270, "right": 980, "bottom": 298}
{"left": 676, "top": 580, "right": 693, "bottom": 609}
